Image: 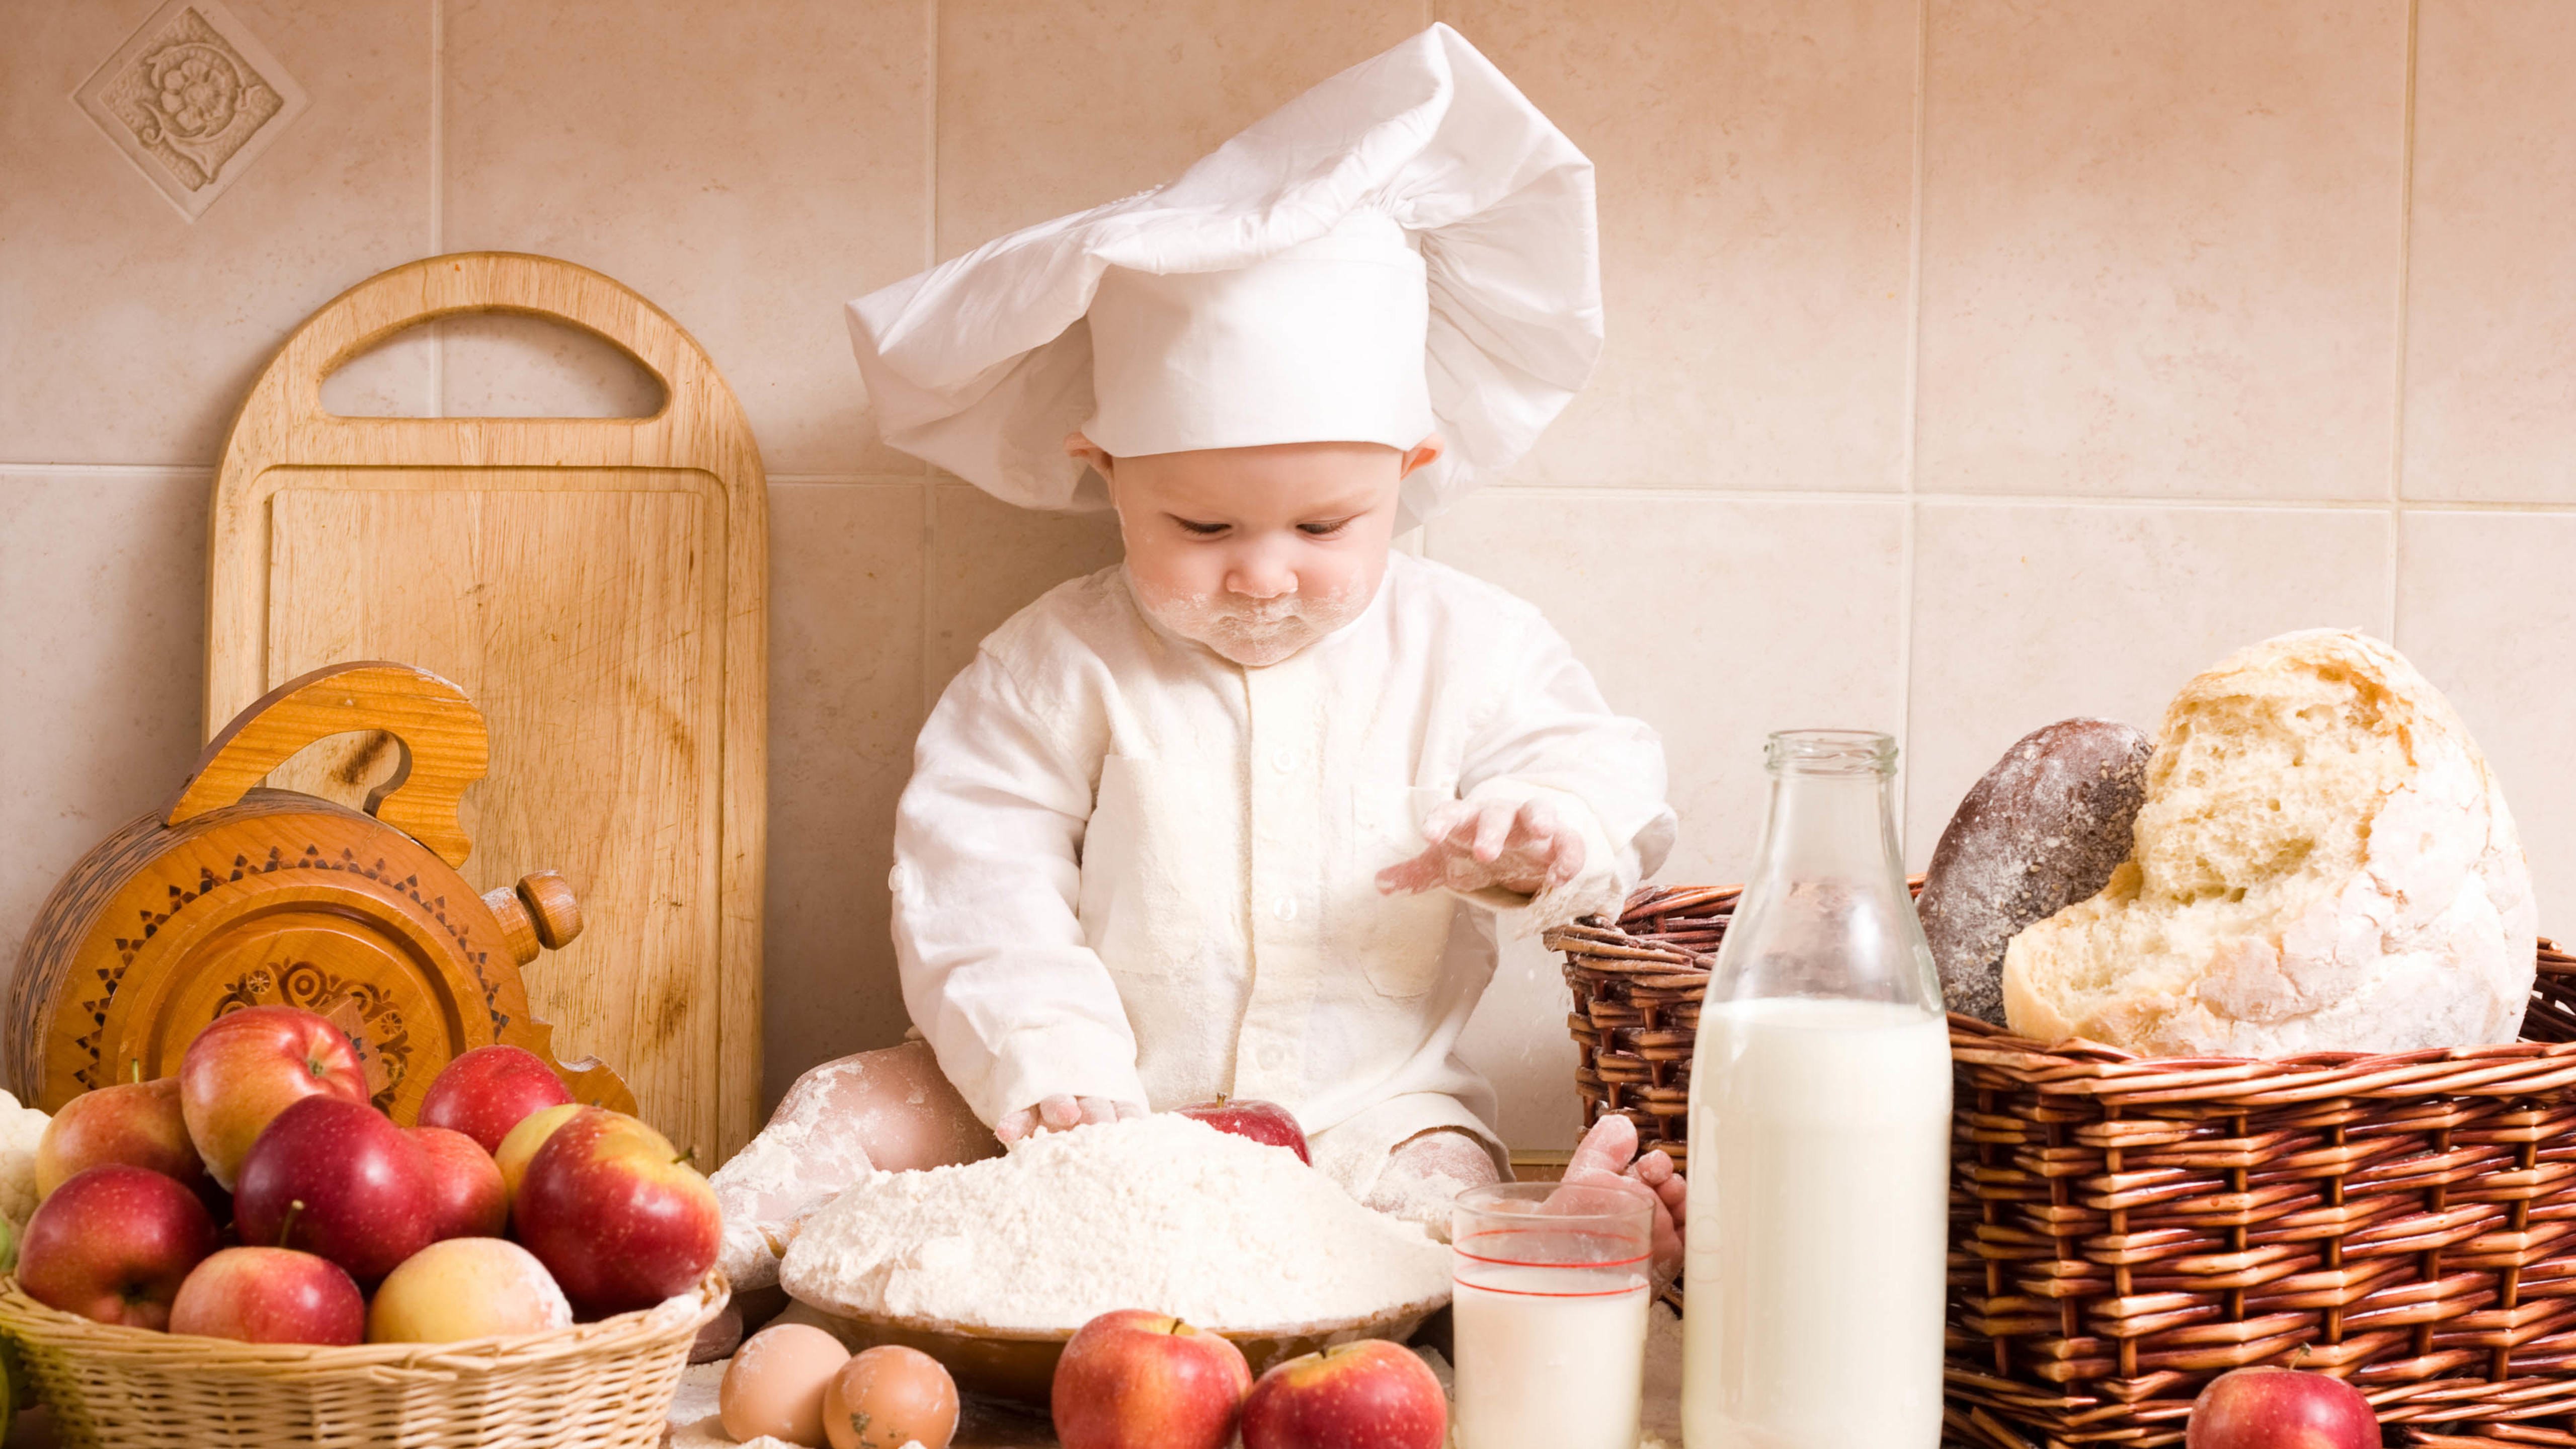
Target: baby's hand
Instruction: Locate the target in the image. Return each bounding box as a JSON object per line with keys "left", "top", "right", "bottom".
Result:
{"left": 1375, "top": 796, "right": 1586, "bottom": 899}
{"left": 995, "top": 1094, "right": 1145, "bottom": 1144}
{"left": 1560, "top": 1113, "right": 1686, "bottom": 1287}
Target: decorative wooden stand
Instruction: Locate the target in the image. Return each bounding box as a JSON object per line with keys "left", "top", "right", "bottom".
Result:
{"left": 6, "top": 661, "right": 634, "bottom": 1122}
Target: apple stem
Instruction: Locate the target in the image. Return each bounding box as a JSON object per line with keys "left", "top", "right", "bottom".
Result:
{"left": 673, "top": 1147, "right": 697, "bottom": 1167}
{"left": 278, "top": 1199, "right": 305, "bottom": 1250}
{"left": 128, "top": 1058, "right": 144, "bottom": 1085}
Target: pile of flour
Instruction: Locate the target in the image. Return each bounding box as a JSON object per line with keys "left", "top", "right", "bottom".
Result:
{"left": 778, "top": 1115, "right": 1452, "bottom": 1334}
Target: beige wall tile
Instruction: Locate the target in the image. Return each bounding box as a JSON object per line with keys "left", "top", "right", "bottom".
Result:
{"left": 2397, "top": 512, "right": 2576, "bottom": 929}
{"left": 935, "top": 0, "right": 1428, "bottom": 256}
{"left": 442, "top": 0, "right": 930, "bottom": 476}
{"left": 0, "top": 472, "right": 211, "bottom": 984}
{"left": 1430, "top": 491, "right": 1907, "bottom": 1145}
{"left": 2402, "top": 3, "right": 2576, "bottom": 503}
{"left": 1907, "top": 503, "right": 2392, "bottom": 866}
{"left": 1451, "top": 0, "right": 1915, "bottom": 491}
{"left": 0, "top": 0, "right": 429, "bottom": 465}
{"left": 1918, "top": 1, "right": 2408, "bottom": 500}
{"left": 763, "top": 481, "right": 927, "bottom": 1106}
{"left": 925, "top": 481, "right": 1126, "bottom": 707}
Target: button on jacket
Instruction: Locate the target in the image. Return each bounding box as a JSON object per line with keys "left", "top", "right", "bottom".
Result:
{"left": 890, "top": 553, "right": 1675, "bottom": 1195}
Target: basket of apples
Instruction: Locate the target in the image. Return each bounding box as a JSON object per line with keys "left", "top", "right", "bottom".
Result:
{"left": 0, "top": 1006, "right": 727, "bottom": 1449}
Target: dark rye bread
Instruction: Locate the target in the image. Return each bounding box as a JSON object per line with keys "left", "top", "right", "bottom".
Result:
{"left": 1917, "top": 718, "right": 2153, "bottom": 1024}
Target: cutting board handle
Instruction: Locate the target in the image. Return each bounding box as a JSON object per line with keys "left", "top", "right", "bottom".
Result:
{"left": 168, "top": 662, "right": 490, "bottom": 868}
{"left": 254, "top": 252, "right": 720, "bottom": 462}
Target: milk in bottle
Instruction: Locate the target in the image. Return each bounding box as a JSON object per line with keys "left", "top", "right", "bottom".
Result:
{"left": 1681, "top": 731, "right": 1952, "bottom": 1448}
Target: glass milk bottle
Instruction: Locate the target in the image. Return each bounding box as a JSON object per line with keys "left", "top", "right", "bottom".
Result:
{"left": 1681, "top": 730, "right": 1952, "bottom": 1449}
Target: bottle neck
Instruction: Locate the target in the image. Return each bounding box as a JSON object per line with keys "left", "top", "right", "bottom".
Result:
{"left": 1742, "top": 767, "right": 1906, "bottom": 894}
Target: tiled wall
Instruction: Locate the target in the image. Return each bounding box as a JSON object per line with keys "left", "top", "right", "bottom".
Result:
{"left": 7, "top": 0, "right": 2573, "bottom": 1151}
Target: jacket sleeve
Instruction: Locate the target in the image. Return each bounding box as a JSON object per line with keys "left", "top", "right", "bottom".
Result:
{"left": 1453, "top": 609, "right": 1677, "bottom": 928}
{"left": 890, "top": 651, "right": 1149, "bottom": 1126}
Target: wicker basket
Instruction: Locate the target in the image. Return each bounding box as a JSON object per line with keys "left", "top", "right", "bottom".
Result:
{"left": 0, "top": 1271, "right": 726, "bottom": 1448}
{"left": 1550, "top": 888, "right": 2576, "bottom": 1448}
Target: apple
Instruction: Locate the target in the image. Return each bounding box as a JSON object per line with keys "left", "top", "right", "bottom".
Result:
{"left": 409, "top": 1125, "right": 508, "bottom": 1240}
{"left": 234, "top": 1095, "right": 435, "bottom": 1283}
{"left": 180, "top": 1005, "right": 370, "bottom": 1189}
{"left": 34, "top": 1077, "right": 223, "bottom": 1214}
{"left": 417, "top": 1045, "right": 574, "bottom": 1155}
{"left": 1241, "top": 1339, "right": 1446, "bottom": 1449}
{"left": 368, "top": 1238, "right": 573, "bottom": 1343}
{"left": 514, "top": 1108, "right": 720, "bottom": 1314}
{"left": 1175, "top": 1098, "right": 1311, "bottom": 1165}
{"left": 168, "top": 1247, "right": 364, "bottom": 1346}
{"left": 494, "top": 1102, "right": 586, "bottom": 1206}
{"left": 18, "top": 1165, "right": 219, "bottom": 1329}
{"left": 1052, "top": 1309, "right": 1251, "bottom": 1449}
{"left": 2186, "top": 1366, "right": 2377, "bottom": 1449}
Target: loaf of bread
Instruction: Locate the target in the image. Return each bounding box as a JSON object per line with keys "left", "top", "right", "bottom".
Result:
{"left": 1917, "top": 719, "right": 2153, "bottom": 1025}
{"left": 2002, "top": 630, "right": 2536, "bottom": 1057}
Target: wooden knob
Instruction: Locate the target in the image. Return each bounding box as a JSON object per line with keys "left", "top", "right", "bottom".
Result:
{"left": 482, "top": 887, "right": 542, "bottom": 966}
{"left": 515, "top": 872, "right": 583, "bottom": 950}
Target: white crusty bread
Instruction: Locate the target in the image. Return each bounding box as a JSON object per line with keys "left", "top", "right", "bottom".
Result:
{"left": 2001, "top": 629, "right": 2536, "bottom": 1057}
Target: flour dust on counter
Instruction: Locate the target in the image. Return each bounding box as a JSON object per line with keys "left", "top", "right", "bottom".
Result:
{"left": 779, "top": 1115, "right": 1450, "bottom": 1334}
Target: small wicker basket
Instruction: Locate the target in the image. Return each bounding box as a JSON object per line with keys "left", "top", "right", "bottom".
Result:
{"left": 0, "top": 1271, "right": 726, "bottom": 1449}
{"left": 1551, "top": 888, "right": 2576, "bottom": 1448}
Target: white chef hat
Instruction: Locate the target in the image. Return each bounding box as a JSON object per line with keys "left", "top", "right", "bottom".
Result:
{"left": 846, "top": 22, "right": 1599, "bottom": 529}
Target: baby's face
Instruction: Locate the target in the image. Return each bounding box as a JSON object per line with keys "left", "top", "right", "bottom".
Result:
{"left": 1083, "top": 438, "right": 1431, "bottom": 668}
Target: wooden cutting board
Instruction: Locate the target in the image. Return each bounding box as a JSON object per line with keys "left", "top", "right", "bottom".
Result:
{"left": 205, "top": 252, "right": 766, "bottom": 1163}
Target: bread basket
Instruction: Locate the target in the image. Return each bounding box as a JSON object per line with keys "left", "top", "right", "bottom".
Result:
{"left": 1551, "top": 887, "right": 2576, "bottom": 1447}
{"left": 0, "top": 1271, "right": 726, "bottom": 1448}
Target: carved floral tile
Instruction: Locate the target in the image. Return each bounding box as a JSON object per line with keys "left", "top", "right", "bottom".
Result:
{"left": 73, "top": 0, "right": 308, "bottom": 221}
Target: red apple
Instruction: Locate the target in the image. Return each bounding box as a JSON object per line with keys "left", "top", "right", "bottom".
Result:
{"left": 168, "top": 1246, "right": 363, "bottom": 1345}
{"left": 1052, "top": 1309, "right": 1252, "bottom": 1449}
{"left": 417, "top": 1045, "right": 574, "bottom": 1155}
{"left": 1175, "top": 1098, "right": 1311, "bottom": 1164}
{"left": 180, "top": 1006, "right": 370, "bottom": 1189}
{"left": 35, "top": 1077, "right": 224, "bottom": 1213}
{"left": 2187, "top": 1366, "right": 2377, "bottom": 1449}
{"left": 514, "top": 1108, "right": 719, "bottom": 1314}
{"left": 409, "top": 1126, "right": 508, "bottom": 1240}
{"left": 18, "top": 1165, "right": 219, "bottom": 1329}
{"left": 234, "top": 1096, "right": 435, "bottom": 1283}
{"left": 1241, "top": 1339, "right": 1446, "bottom": 1449}
{"left": 368, "top": 1238, "right": 573, "bottom": 1343}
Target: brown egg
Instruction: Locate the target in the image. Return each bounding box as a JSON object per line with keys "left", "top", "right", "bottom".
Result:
{"left": 720, "top": 1324, "right": 852, "bottom": 1447}
{"left": 824, "top": 1345, "right": 961, "bottom": 1449}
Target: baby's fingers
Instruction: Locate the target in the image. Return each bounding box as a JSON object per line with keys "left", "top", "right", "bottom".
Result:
{"left": 1036, "top": 1094, "right": 1084, "bottom": 1131}
{"left": 995, "top": 1107, "right": 1038, "bottom": 1144}
{"left": 1471, "top": 800, "right": 1518, "bottom": 863}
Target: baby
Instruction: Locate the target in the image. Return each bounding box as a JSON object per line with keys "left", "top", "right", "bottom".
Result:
{"left": 716, "top": 23, "right": 1682, "bottom": 1293}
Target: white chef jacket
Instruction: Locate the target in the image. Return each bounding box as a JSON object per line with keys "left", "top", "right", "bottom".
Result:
{"left": 889, "top": 553, "right": 1675, "bottom": 1196}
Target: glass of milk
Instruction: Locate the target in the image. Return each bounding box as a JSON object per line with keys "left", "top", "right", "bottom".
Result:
{"left": 1682, "top": 730, "right": 1953, "bottom": 1449}
{"left": 1450, "top": 1181, "right": 1654, "bottom": 1449}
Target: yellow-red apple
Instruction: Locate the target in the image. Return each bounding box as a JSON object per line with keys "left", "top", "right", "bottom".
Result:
{"left": 494, "top": 1102, "right": 585, "bottom": 1206}
{"left": 168, "top": 1247, "right": 364, "bottom": 1345}
{"left": 35, "top": 1077, "right": 222, "bottom": 1211}
{"left": 417, "top": 1045, "right": 574, "bottom": 1155}
{"left": 409, "top": 1125, "right": 507, "bottom": 1239}
{"left": 1241, "top": 1339, "right": 1446, "bottom": 1449}
{"left": 514, "top": 1108, "right": 719, "bottom": 1315}
{"left": 367, "top": 1237, "right": 573, "bottom": 1343}
{"left": 1052, "top": 1309, "right": 1251, "bottom": 1449}
{"left": 18, "top": 1165, "right": 219, "bottom": 1329}
{"left": 180, "top": 1006, "right": 369, "bottom": 1189}
{"left": 234, "top": 1096, "right": 435, "bottom": 1283}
